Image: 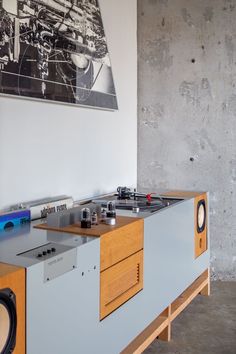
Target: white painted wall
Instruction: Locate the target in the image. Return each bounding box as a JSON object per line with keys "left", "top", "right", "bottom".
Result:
{"left": 0, "top": 0, "right": 137, "bottom": 209}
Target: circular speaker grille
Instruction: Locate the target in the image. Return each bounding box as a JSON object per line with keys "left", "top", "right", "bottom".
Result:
{"left": 197, "top": 200, "right": 206, "bottom": 233}
{"left": 0, "top": 289, "right": 17, "bottom": 354}
{"left": 0, "top": 304, "right": 10, "bottom": 352}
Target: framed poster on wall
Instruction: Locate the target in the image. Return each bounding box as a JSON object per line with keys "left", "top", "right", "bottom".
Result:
{"left": 0, "top": 0, "right": 118, "bottom": 110}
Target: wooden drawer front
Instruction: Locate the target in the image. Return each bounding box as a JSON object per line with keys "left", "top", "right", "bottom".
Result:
{"left": 100, "top": 250, "right": 143, "bottom": 320}
{"left": 100, "top": 219, "right": 144, "bottom": 271}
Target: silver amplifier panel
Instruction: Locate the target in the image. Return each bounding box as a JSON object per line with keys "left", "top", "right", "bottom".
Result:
{"left": 18, "top": 242, "right": 77, "bottom": 282}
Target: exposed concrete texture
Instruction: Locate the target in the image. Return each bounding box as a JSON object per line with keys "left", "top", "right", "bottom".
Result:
{"left": 138, "top": 0, "right": 236, "bottom": 280}
{"left": 144, "top": 281, "right": 236, "bottom": 354}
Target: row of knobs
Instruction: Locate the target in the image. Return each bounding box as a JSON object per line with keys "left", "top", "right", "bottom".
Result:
{"left": 37, "top": 247, "right": 56, "bottom": 258}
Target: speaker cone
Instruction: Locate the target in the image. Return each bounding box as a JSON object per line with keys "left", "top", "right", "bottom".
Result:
{"left": 0, "top": 289, "right": 17, "bottom": 354}
{"left": 197, "top": 200, "right": 206, "bottom": 233}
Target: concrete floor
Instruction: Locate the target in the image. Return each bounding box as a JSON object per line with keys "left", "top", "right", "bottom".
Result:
{"left": 144, "top": 282, "right": 236, "bottom": 354}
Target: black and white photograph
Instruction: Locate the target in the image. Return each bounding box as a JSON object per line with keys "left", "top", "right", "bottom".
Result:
{"left": 0, "top": 0, "right": 118, "bottom": 110}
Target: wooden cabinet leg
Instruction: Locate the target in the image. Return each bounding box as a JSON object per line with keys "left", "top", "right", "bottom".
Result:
{"left": 158, "top": 323, "right": 171, "bottom": 342}
{"left": 159, "top": 305, "right": 171, "bottom": 341}
{"left": 200, "top": 281, "right": 210, "bottom": 296}
{"left": 200, "top": 268, "right": 210, "bottom": 296}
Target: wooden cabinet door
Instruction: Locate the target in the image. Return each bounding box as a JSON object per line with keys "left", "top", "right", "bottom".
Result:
{"left": 100, "top": 250, "right": 143, "bottom": 320}
{"left": 100, "top": 219, "right": 143, "bottom": 271}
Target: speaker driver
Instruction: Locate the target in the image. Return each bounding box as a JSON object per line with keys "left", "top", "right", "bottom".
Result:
{"left": 0, "top": 289, "right": 17, "bottom": 354}
{"left": 197, "top": 200, "right": 206, "bottom": 233}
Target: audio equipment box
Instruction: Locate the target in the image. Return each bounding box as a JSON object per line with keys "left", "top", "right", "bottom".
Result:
{"left": 0, "top": 189, "right": 209, "bottom": 354}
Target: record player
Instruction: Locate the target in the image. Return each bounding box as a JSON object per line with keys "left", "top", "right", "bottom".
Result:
{"left": 92, "top": 186, "right": 182, "bottom": 213}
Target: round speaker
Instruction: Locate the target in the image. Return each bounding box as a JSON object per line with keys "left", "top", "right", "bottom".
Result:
{"left": 0, "top": 289, "right": 17, "bottom": 354}
{"left": 197, "top": 200, "right": 206, "bottom": 233}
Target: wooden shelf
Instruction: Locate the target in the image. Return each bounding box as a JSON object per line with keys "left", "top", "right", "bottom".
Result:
{"left": 162, "top": 190, "right": 205, "bottom": 198}
{"left": 35, "top": 216, "right": 141, "bottom": 238}
{"left": 170, "top": 269, "right": 209, "bottom": 321}
{"left": 121, "top": 315, "right": 169, "bottom": 354}
{"left": 121, "top": 269, "right": 210, "bottom": 354}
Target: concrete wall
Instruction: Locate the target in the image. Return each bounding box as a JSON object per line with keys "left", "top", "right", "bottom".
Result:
{"left": 0, "top": 0, "right": 137, "bottom": 209}
{"left": 138, "top": 0, "right": 236, "bottom": 280}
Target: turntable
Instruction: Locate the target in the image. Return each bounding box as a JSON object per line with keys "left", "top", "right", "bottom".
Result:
{"left": 93, "top": 186, "right": 182, "bottom": 213}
